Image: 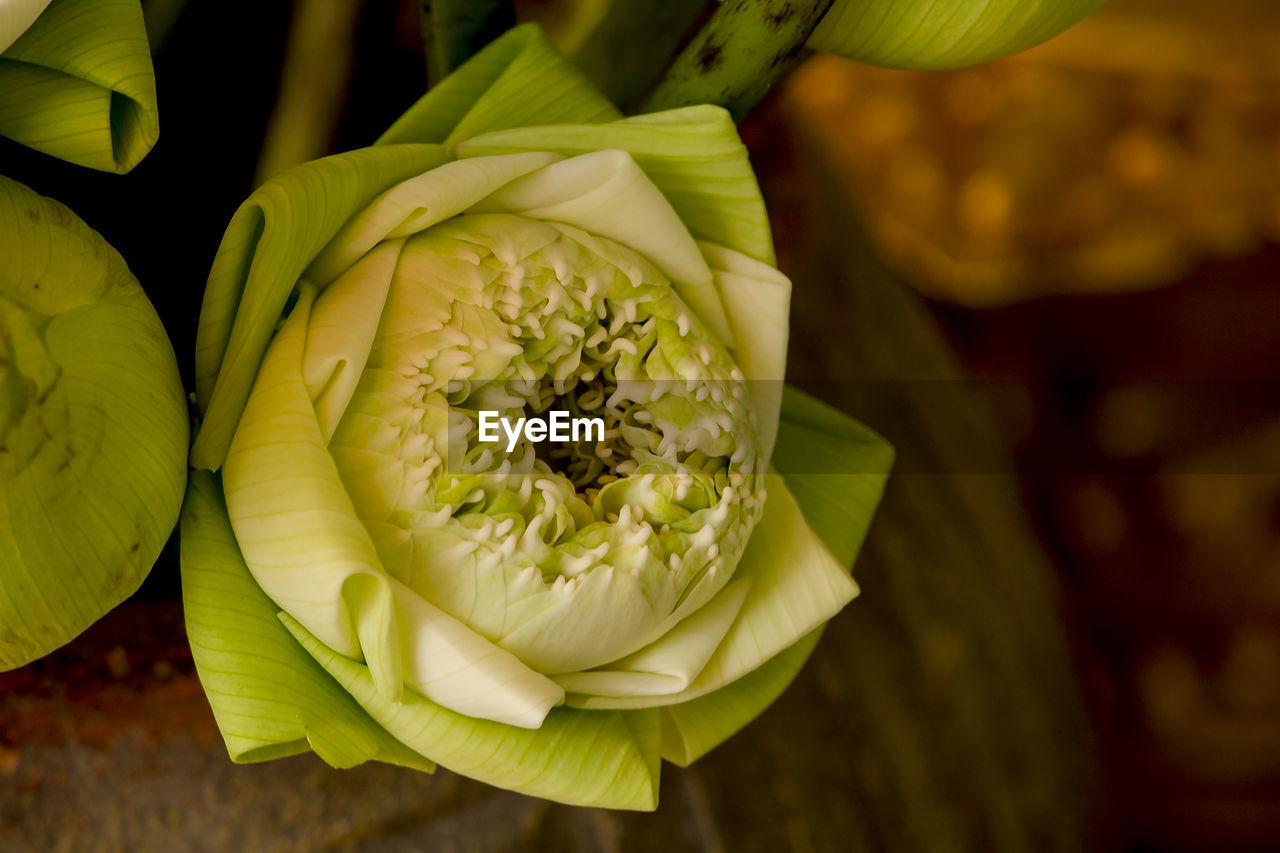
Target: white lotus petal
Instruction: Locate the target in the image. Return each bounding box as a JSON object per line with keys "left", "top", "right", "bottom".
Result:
{"left": 553, "top": 578, "right": 750, "bottom": 698}
{"left": 392, "top": 576, "right": 564, "bottom": 727}
{"left": 567, "top": 474, "right": 858, "bottom": 710}
{"left": 470, "top": 150, "right": 733, "bottom": 343}
{"left": 303, "top": 239, "right": 403, "bottom": 441}
{"left": 307, "top": 152, "right": 561, "bottom": 286}
{"left": 700, "top": 241, "right": 792, "bottom": 463}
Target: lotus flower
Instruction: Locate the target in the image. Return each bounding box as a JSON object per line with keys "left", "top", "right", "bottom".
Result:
{"left": 182, "top": 25, "right": 891, "bottom": 810}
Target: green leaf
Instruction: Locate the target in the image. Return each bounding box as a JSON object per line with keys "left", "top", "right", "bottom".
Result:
{"left": 378, "top": 23, "right": 619, "bottom": 148}
{"left": 0, "top": 0, "right": 159, "bottom": 172}
{"left": 658, "top": 386, "right": 893, "bottom": 762}
{"left": 808, "top": 0, "right": 1110, "bottom": 70}
{"left": 180, "top": 470, "right": 436, "bottom": 772}
{"left": 0, "top": 175, "right": 187, "bottom": 671}
{"left": 283, "top": 612, "right": 663, "bottom": 810}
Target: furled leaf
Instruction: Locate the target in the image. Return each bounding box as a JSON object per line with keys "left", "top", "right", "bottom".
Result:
{"left": 0, "top": 0, "right": 158, "bottom": 172}
{"left": 809, "top": 0, "right": 1110, "bottom": 70}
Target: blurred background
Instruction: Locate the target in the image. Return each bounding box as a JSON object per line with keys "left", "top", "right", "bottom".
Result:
{"left": 3, "top": 1, "right": 1280, "bottom": 850}
{"left": 778, "top": 3, "right": 1280, "bottom": 849}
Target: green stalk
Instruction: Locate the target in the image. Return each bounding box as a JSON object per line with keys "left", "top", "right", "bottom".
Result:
{"left": 566, "top": 0, "right": 712, "bottom": 112}
{"left": 641, "top": 0, "right": 835, "bottom": 121}
{"left": 419, "top": 0, "right": 515, "bottom": 87}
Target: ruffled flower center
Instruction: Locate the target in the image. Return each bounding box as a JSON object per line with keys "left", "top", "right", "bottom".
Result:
{"left": 328, "top": 212, "right": 766, "bottom": 671}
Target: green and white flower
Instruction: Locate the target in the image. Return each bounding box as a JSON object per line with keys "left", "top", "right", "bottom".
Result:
{"left": 183, "top": 25, "right": 891, "bottom": 810}
{"left": 0, "top": 174, "right": 187, "bottom": 670}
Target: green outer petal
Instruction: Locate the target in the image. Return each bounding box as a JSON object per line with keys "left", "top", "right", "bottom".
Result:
{"left": 283, "top": 611, "right": 661, "bottom": 811}
{"left": 377, "top": 23, "right": 619, "bottom": 148}
{"left": 191, "top": 144, "right": 448, "bottom": 471}
{"left": 661, "top": 628, "right": 822, "bottom": 767}
{"left": 456, "top": 105, "right": 775, "bottom": 264}
{"left": 181, "top": 470, "right": 435, "bottom": 772}
{"left": 769, "top": 385, "right": 895, "bottom": 566}
{"left": 0, "top": 175, "right": 187, "bottom": 671}
{"left": 809, "top": 0, "right": 1109, "bottom": 70}
{"left": 0, "top": 0, "right": 158, "bottom": 172}
{"left": 660, "top": 386, "right": 893, "bottom": 763}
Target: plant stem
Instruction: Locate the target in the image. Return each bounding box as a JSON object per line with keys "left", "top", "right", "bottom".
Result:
{"left": 568, "top": 0, "right": 714, "bottom": 112}
{"left": 255, "top": 0, "right": 364, "bottom": 184}
{"left": 419, "top": 0, "right": 515, "bottom": 88}
{"left": 641, "top": 0, "right": 835, "bottom": 121}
